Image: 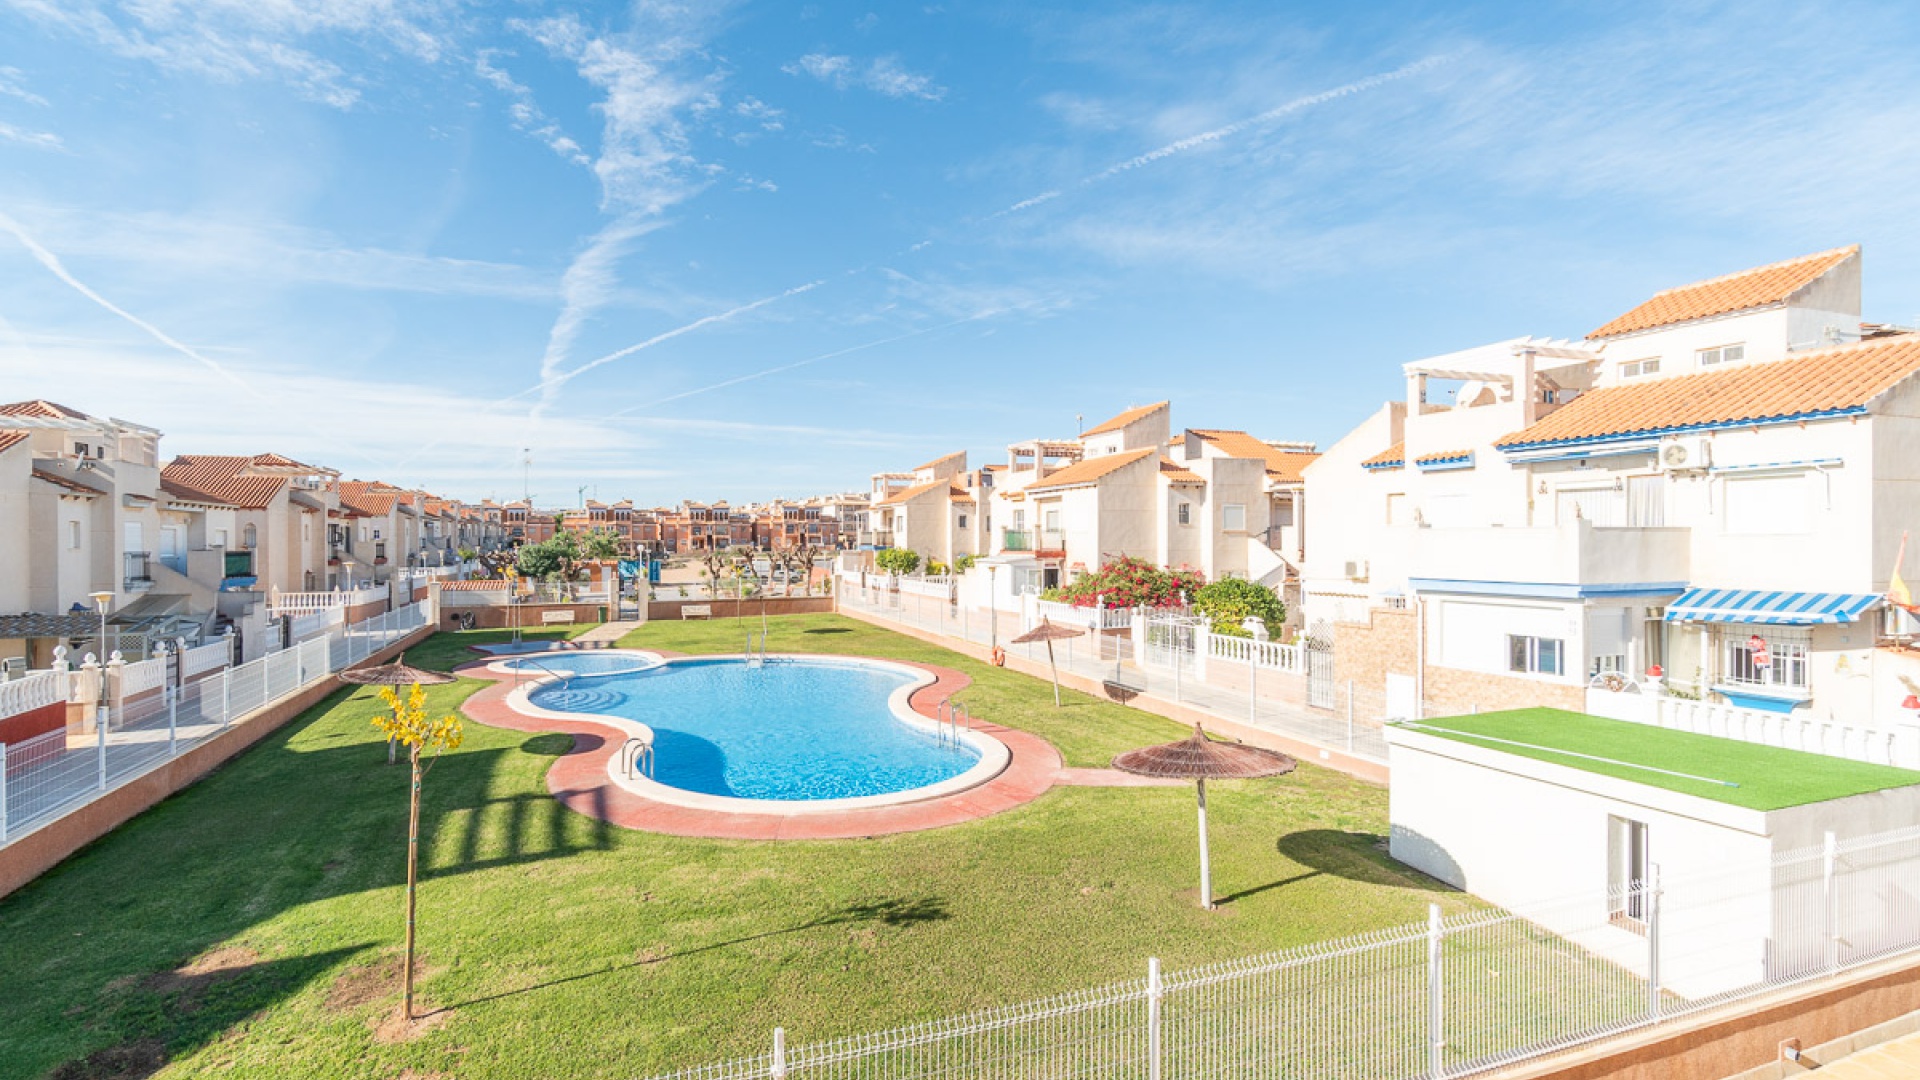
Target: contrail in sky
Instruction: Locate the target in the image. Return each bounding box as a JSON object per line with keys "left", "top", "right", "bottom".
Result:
{"left": 995, "top": 54, "right": 1454, "bottom": 217}
{"left": 550, "top": 280, "right": 823, "bottom": 393}
{"left": 0, "top": 210, "right": 260, "bottom": 394}
{"left": 605, "top": 311, "right": 1002, "bottom": 419}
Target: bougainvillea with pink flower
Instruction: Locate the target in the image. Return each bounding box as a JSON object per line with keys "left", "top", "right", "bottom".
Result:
{"left": 1046, "top": 556, "right": 1203, "bottom": 609}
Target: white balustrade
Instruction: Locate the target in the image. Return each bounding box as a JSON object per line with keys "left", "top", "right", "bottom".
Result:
{"left": 0, "top": 668, "right": 68, "bottom": 718}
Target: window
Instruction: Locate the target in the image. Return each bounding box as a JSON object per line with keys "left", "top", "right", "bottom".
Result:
{"left": 67, "top": 521, "right": 81, "bottom": 550}
{"left": 957, "top": 514, "right": 968, "bottom": 529}
{"left": 74, "top": 441, "right": 89, "bottom": 457}
{"left": 1697, "top": 343, "right": 1746, "bottom": 367}
{"left": 1044, "top": 508, "right": 1061, "bottom": 531}
{"left": 1608, "top": 816, "right": 1651, "bottom": 926}
{"left": 1177, "top": 503, "right": 1191, "bottom": 526}
{"left": 1718, "top": 627, "right": 1810, "bottom": 690}
{"left": 1619, "top": 358, "right": 1661, "bottom": 378}
{"left": 242, "top": 524, "right": 257, "bottom": 549}
{"left": 1508, "top": 634, "right": 1564, "bottom": 675}
{"left": 1222, "top": 504, "right": 1247, "bottom": 532}
{"left": 212, "top": 528, "right": 228, "bottom": 548}
{"left": 1385, "top": 493, "right": 1408, "bottom": 526}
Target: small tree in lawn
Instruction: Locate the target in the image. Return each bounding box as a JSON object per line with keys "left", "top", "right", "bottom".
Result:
{"left": 1193, "top": 577, "right": 1287, "bottom": 638}
{"left": 875, "top": 546, "right": 921, "bottom": 579}
{"left": 580, "top": 528, "right": 622, "bottom": 561}
{"left": 369, "top": 684, "right": 463, "bottom": 1021}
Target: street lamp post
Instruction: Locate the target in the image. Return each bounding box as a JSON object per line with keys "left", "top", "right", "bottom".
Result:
{"left": 988, "top": 564, "right": 999, "bottom": 653}
{"left": 89, "top": 590, "right": 113, "bottom": 737}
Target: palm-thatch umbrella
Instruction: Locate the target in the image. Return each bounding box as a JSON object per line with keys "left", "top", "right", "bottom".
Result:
{"left": 1112, "top": 724, "right": 1297, "bottom": 909}
{"left": 1010, "top": 617, "right": 1085, "bottom": 706}
{"left": 338, "top": 654, "right": 457, "bottom": 1021}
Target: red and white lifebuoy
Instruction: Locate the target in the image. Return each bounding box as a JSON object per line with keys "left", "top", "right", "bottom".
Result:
{"left": 990, "top": 646, "right": 1006, "bottom": 667}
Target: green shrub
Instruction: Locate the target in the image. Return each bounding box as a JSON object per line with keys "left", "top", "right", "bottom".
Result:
{"left": 1194, "top": 577, "right": 1286, "bottom": 637}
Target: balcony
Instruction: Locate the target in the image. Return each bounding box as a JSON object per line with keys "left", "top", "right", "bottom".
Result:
{"left": 1408, "top": 520, "right": 1690, "bottom": 594}
{"left": 1001, "top": 529, "right": 1066, "bottom": 556}
{"left": 123, "top": 551, "right": 154, "bottom": 592}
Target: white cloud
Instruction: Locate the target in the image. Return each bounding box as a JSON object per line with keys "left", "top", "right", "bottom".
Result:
{"left": 474, "top": 49, "right": 591, "bottom": 166}
{"left": 0, "top": 66, "right": 49, "bottom": 106}
{"left": 0, "top": 121, "right": 62, "bottom": 150}
{"left": 785, "top": 52, "right": 944, "bottom": 100}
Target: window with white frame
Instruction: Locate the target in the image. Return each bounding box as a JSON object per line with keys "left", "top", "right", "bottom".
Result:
{"left": 1508, "top": 634, "right": 1564, "bottom": 675}
{"left": 1716, "top": 626, "right": 1810, "bottom": 690}
{"left": 1222, "top": 504, "right": 1247, "bottom": 532}
{"left": 1177, "top": 502, "right": 1191, "bottom": 526}
{"left": 1607, "top": 816, "right": 1651, "bottom": 925}
{"left": 67, "top": 520, "right": 81, "bottom": 550}
{"left": 1619, "top": 357, "right": 1661, "bottom": 378}
{"left": 1385, "top": 492, "right": 1408, "bottom": 526}
{"left": 1697, "top": 343, "right": 1746, "bottom": 367}
{"left": 1043, "top": 507, "right": 1061, "bottom": 531}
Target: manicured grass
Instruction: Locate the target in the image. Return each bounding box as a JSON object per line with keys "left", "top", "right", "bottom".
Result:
{"left": 1408, "top": 708, "right": 1920, "bottom": 810}
{"left": 0, "top": 616, "right": 1463, "bottom": 1079}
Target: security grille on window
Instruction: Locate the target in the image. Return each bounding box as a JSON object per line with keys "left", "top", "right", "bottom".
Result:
{"left": 1718, "top": 627, "right": 1810, "bottom": 689}
{"left": 1177, "top": 503, "right": 1191, "bottom": 526}
{"left": 1508, "top": 634, "right": 1564, "bottom": 675}
{"left": 1697, "top": 343, "right": 1746, "bottom": 366}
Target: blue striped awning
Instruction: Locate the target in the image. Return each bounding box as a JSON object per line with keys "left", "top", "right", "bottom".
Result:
{"left": 1664, "top": 589, "right": 1881, "bottom": 625}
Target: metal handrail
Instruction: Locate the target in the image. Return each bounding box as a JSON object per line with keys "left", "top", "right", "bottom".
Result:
{"left": 621, "top": 736, "right": 654, "bottom": 779}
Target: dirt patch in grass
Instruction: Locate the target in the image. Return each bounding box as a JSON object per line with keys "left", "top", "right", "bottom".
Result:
{"left": 44, "top": 1038, "right": 166, "bottom": 1080}
{"left": 326, "top": 953, "right": 431, "bottom": 1014}
{"left": 371, "top": 1006, "right": 452, "bottom": 1044}
{"left": 143, "top": 945, "right": 260, "bottom": 996}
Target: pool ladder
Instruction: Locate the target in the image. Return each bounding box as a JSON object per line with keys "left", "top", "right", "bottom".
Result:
{"left": 621, "top": 737, "right": 655, "bottom": 779}
{"left": 745, "top": 630, "right": 769, "bottom": 667}
{"left": 937, "top": 696, "right": 971, "bottom": 747}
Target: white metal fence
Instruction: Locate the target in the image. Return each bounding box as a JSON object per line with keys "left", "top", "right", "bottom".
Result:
{"left": 651, "top": 825, "right": 1920, "bottom": 1080}
{"left": 0, "top": 603, "right": 429, "bottom": 846}
{"left": 1587, "top": 683, "right": 1919, "bottom": 768}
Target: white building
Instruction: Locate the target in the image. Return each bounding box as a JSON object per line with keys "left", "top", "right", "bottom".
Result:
{"left": 1306, "top": 246, "right": 1920, "bottom": 726}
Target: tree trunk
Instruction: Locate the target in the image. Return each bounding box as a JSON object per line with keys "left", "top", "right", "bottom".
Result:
{"left": 404, "top": 744, "right": 422, "bottom": 1020}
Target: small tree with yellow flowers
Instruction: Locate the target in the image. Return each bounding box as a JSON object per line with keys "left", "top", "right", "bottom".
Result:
{"left": 370, "top": 683, "right": 463, "bottom": 1021}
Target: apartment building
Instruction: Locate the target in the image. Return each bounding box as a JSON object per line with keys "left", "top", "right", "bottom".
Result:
{"left": 1306, "top": 245, "right": 1918, "bottom": 725}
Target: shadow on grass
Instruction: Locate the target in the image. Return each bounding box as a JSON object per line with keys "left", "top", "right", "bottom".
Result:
{"left": 1274, "top": 829, "right": 1453, "bottom": 890}
{"left": 48, "top": 944, "right": 372, "bottom": 1080}
{"left": 435, "top": 895, "right": 950, "bottom": 1013}
{"left": 802, "top": 627, "right": 854, "bottom": 634}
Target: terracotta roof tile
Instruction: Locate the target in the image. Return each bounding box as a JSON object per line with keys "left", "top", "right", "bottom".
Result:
{"left": 339, "top": 480, "right": 403, "bottom": 515}
{"left": 161, "top": 455, "right": 296, "bottom": 509}
{"left": 1589, "top": 246, "right": 1858, "bottom": 339}
{"left": 0, "top": 400, "right": 91, "bottom": 420}
{"left": 1159, "top": 458, "right": 1205, "bottom": 484}
{"left": 32, "top": 468, "right": 105, "bottom": 496}
{"left": 878, "top": 478, "right": 967, "bottom": 506}
{"left": 1415, "top": 448, "right": 1475, "bottom": 466}
{"left": 1497, "top": 334, "right": 1920, "bottom": 449}
{"left": 159, "top": 478, "right": 236, "bottom": 507}
{"left": 1027, "top": 447, "right": 1158, "bottom": 491}
{"left": 1187, "top": 429, "right": 1320, "bottom": 482}
{"left": 1081, "top": 401, "right": 1169, "bottom": 437}
{"left": 1361, "top": 442, "right": 1406, "bottom": 469}
{"left": 0, "top": 430, "right": 28, "bottom": 454}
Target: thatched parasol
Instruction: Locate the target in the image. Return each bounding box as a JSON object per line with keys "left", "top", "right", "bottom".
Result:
{"left": 340, "top": 654, "right": 456, "bottom": 764}
{"left": 1112, "top": 724, "right": 1297, "bottom": 909}
{"left": 1010, "top": 617, "right": 1085, "bottom": 706}
{"left": 336, "top": 652, "right": 457, "bottom": 687}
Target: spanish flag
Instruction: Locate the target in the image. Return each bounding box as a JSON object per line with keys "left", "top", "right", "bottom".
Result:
{"left": 1892, "top": 532, "right": 1919, "bottom": 616}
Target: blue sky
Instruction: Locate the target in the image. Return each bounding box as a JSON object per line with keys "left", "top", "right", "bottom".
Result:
{"left": 3, "top": 1, "right": 1920, "bottom": 505}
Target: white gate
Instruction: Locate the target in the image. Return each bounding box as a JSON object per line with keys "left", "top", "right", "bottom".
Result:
{"left": 1306, "top": 619, "right": 1336, "bottom": 709}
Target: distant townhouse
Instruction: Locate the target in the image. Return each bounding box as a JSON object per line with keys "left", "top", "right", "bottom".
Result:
{"left": 1307, "top": 245, "right": 1920, "bottom": 726}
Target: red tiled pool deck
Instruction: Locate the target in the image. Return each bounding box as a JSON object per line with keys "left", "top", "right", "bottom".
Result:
{"left": 457, "top": 653, "right": 1073, "bottom": 840}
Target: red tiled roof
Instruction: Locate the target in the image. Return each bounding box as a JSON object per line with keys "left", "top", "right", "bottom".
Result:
{"left": 161, "top": 455, "right": 296, "bottom": 509}
{"left": 1361, "top": 442, "right": 1406, "bottom": 469}
{"left": 1415, "top": 449, "right": 1474, "bottom": 465}
{"left": 1159, "top": 458, "right": 1204, "bottom": 484}
{"left": 0, "top": 400, "right": 91, "bottom": 420}
{"left": 159, "top": 478, "right": 236, "bottom": 507}
{"left": 877, "top": 478, "right": 970, "bottom": 506}
{"left": 0, "top": 430, "right": 27, "bottom": 454}
{"left": 1498, "top": 334, "right": 1920, "bottom": 449}
{"left": 1187, "top": 429, "right": 1320, "bottom": 483}
{"left": 1027, "top": 446, "right": 1157, "bottom": 491}
{"left": 1081, "top": 401, "right": 1169, "bottom": 437}
{"left": 1589, "top": 246, "right": 1858, "bottom": 340}
{"left": 32, "top": 468, "right": 105, "bottom": 496}
{"left": 339, "top": 480, "right": 402, "bottom": 515}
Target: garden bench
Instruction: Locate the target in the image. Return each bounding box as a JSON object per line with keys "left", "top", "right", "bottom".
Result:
{"left": 540, "top": 610, "right": 575, "bottom": 625}
{"left": 681, "top": 604, "right": 713, "bottom": 620}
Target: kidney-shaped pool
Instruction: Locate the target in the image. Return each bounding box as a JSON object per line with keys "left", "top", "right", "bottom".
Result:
{"left": 504, "top": 653, "right": 1005, "bottom": 809}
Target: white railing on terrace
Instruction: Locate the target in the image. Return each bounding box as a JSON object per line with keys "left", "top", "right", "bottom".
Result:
{"left": 288, "top": 606, "right": 345, "bottom": 643}
{"left": 180, "top": 639, "right": 232, "bottom": 680}
{"left": 0, "top": 666, "right": 69, "bottom": 720}
{"left": 1207, "top": 632, "right": 1303, "bottom": 674}
{"left": 896, "top": 575, "right": 952, "bottom": 598}
{"left": 269, "top": 590, "right": 345, "bottom": 614}
{"left": 0, "top": 602, "right": 430, "bottom": 847}
{"left": 1587, "top": 683, "right": 1920, "bottom": 768}
{"left": 647, "top": 825, "right": 1920, "bottom": 1080}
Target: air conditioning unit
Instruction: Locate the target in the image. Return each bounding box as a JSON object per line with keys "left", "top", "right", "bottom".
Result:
{"left": 1658, "top": 436, "right": 1712, "bottom": 472}
{"left": 1343, "top": 560, "right": 1369, "bottom": 581}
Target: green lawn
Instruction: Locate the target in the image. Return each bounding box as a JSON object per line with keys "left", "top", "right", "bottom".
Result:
{"left": 0, "top": 616, "right": 1466, "bottom": 1079}
{"left": 1407, "top": 708, "right": 1920, "bottom": 810}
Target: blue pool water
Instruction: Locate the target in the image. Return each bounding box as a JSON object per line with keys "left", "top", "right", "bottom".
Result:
{"left": 499, "top": 652, "right": 662, "bottom": 676}
{"left": 527, "top": 657, "right": 980, "bottom": 801}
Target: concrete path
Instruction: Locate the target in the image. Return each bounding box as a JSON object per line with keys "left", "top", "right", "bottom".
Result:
{"left": 1793, "top": 1028, "right": 1920, "bottom": 1078}
{"left": 574, "top": 619, "right": 641, "bottom": 647}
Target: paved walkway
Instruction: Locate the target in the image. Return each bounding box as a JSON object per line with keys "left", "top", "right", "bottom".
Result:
{"left": 457, "top": 653, "right": 1075, "bottom": 839}
{"left": 572, "top": 619, "right": 642, "bottom": 646}
{"left": 1795, "top": 1027, "right": 1920, "bottom": 1078}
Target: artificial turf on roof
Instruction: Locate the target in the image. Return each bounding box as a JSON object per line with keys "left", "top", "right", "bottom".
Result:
{"left": 1401, "top": 707, "right": 1920, "bottom": 811}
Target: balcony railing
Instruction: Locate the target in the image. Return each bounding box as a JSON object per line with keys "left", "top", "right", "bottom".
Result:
{"left": 1002, "top": 529, "right": 1066, "bottom": 554}
{"left": 123, "top": 551, "right": 153, "bottom": 592}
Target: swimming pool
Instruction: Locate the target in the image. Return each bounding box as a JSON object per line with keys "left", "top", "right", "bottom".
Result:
{"left": 501, "top": 652, "right": 1008, "bottom": 811}
{"left": 496, "top": 652, "right": 664, "bottom": 677}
